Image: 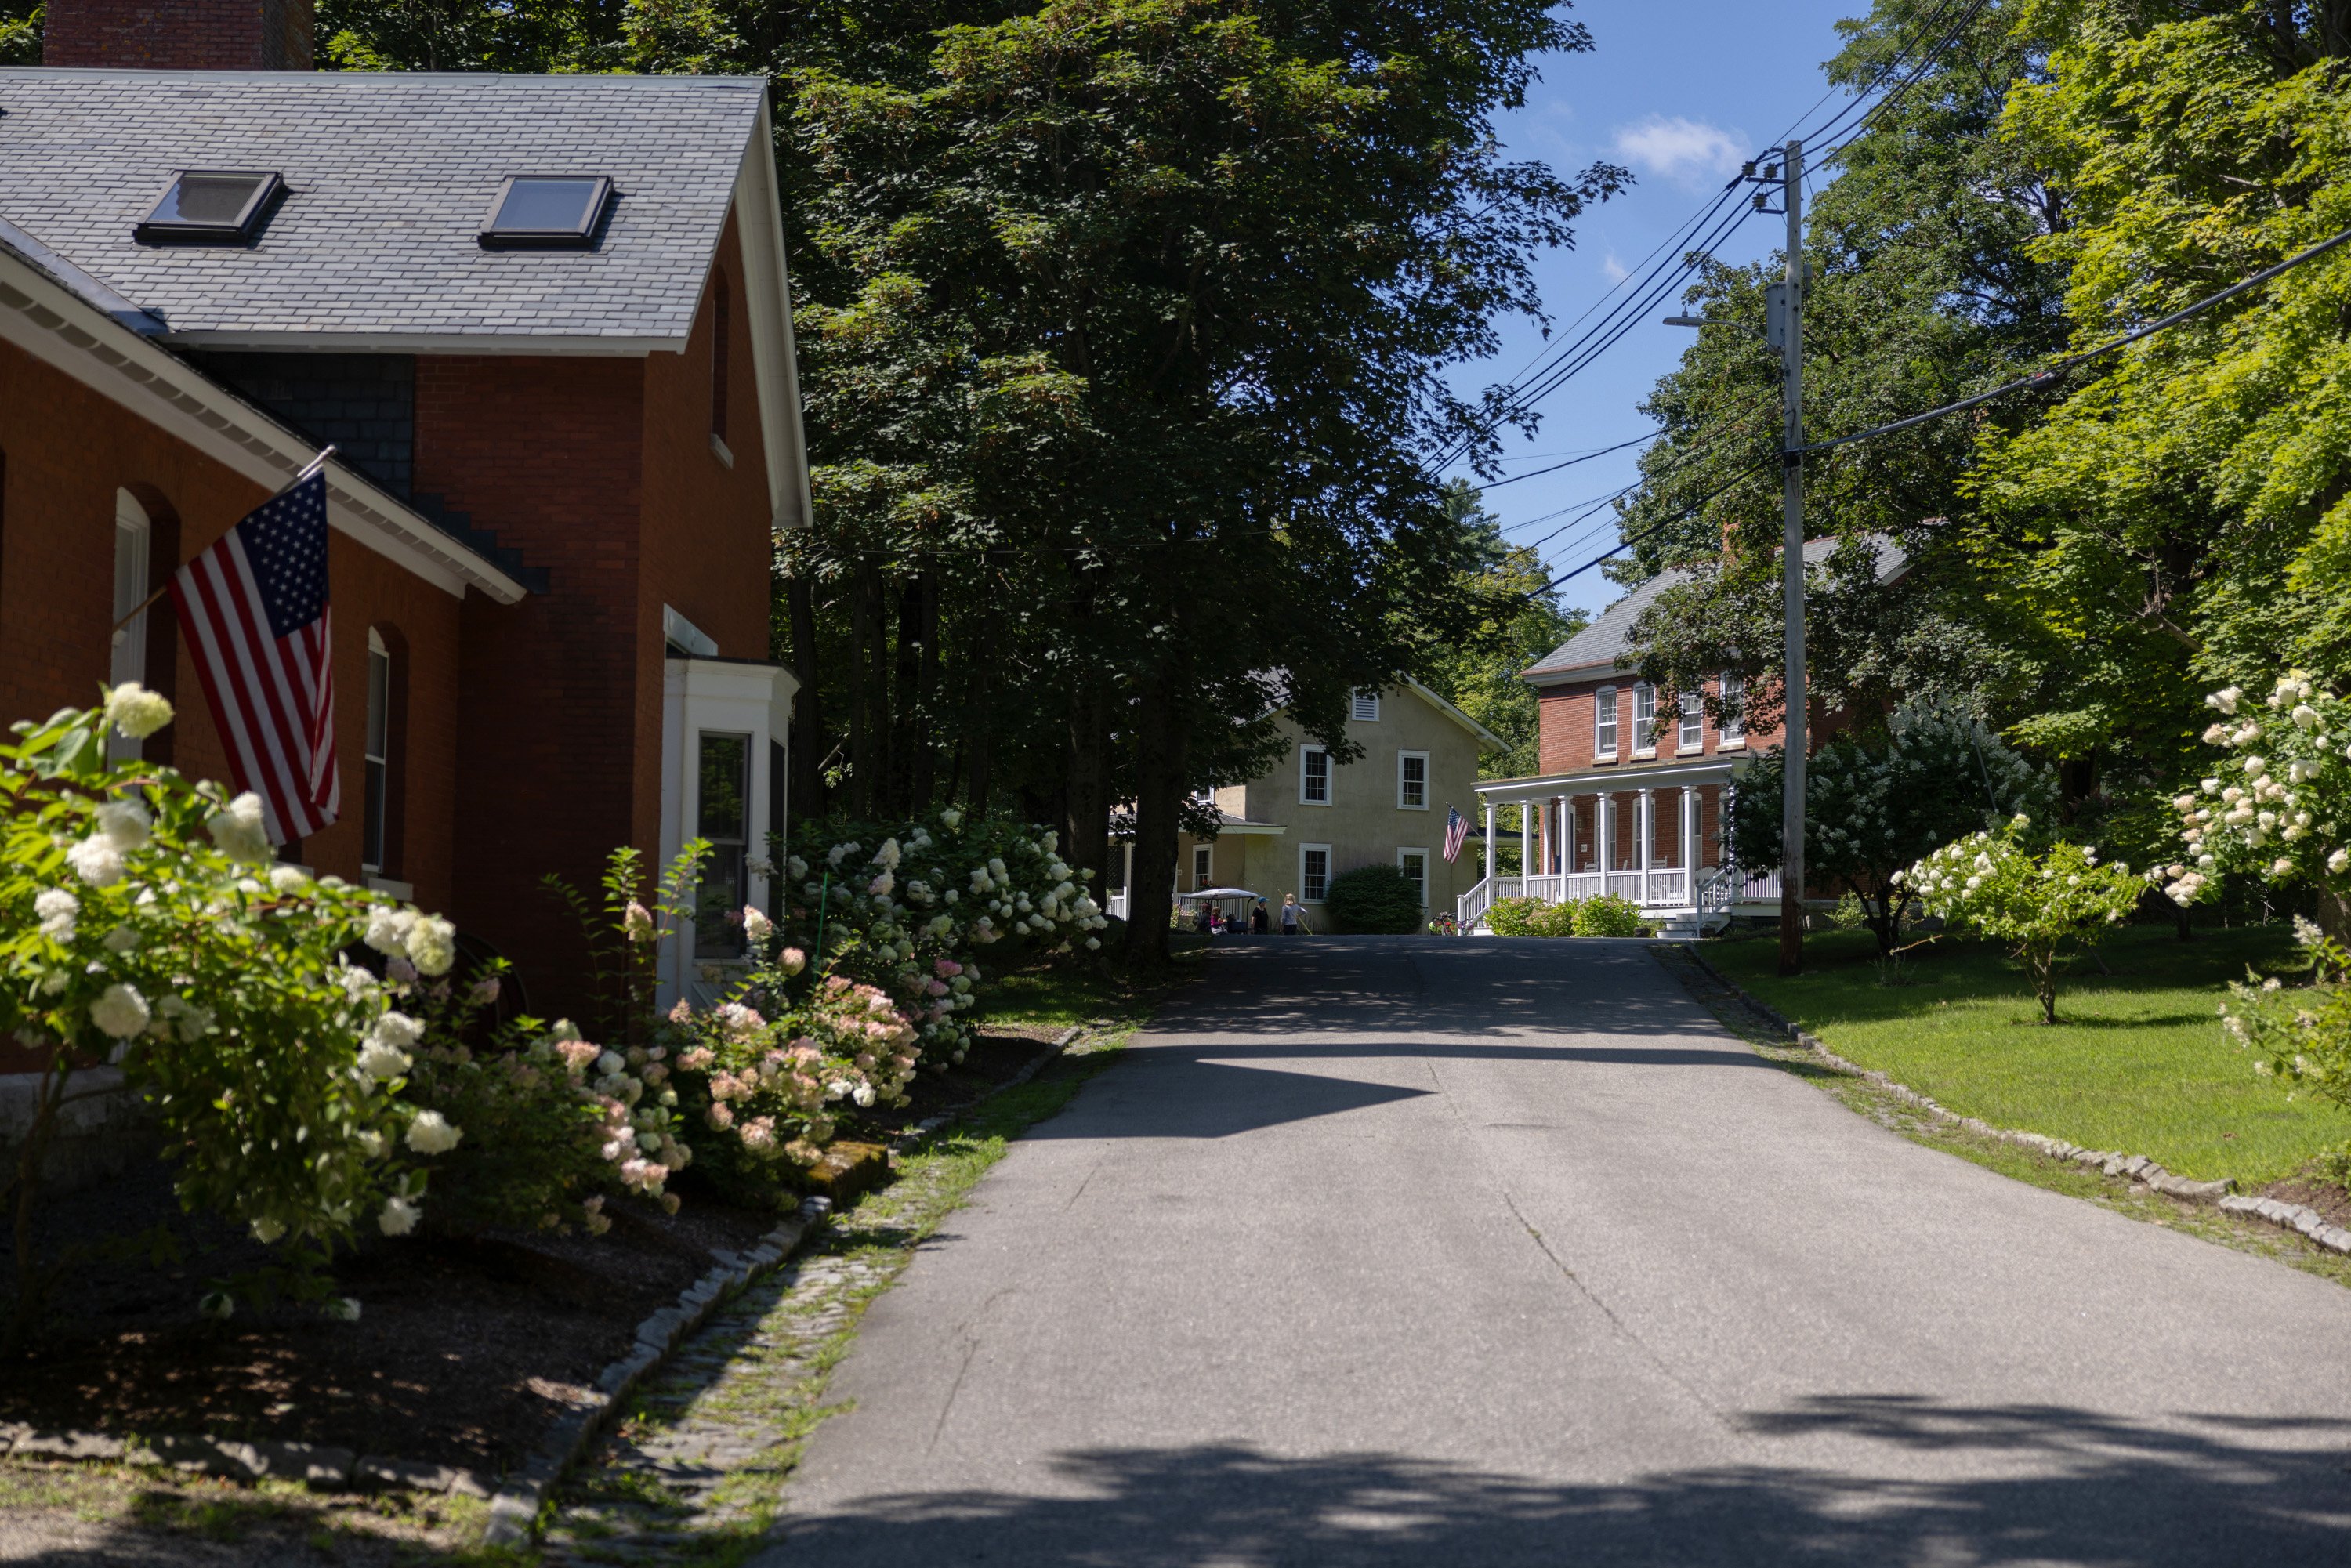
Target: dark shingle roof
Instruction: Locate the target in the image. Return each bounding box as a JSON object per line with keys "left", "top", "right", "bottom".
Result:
{"left": 0, "top": 69, "right": 763, "bottom": 344}
{"left": 1527, "top": 535, "right": 1907, "bottom": 679}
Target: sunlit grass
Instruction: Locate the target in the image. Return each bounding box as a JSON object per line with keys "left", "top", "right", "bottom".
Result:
{"left": 1708, "top": 923, "right": 2347, "bottom": 1182}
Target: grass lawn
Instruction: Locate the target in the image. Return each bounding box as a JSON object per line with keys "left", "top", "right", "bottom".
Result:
{"left": 1706, "top": 922, "right": 2350, "bottom": 1184}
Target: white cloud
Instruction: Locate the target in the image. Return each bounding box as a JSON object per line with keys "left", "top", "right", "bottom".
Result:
{"left": 1600, "top": 252, "right": 1628, "bottom": 284}
{"left": 1611, "top": 114, "right": 1746, "bottom": 190}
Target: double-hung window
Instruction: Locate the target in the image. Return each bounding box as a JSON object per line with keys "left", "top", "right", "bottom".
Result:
{"left": 1397, "top": 848, "right": 1429, "bottom": 907}
{"left": 1300, "top": 844, "right": 1331, "bottom": 903}
{"left": 1193, "top": 843, "right": 1213, "bottom": 890}
{"left": 364, "top": 630, "right": 393, "bottom": 875}
{"left": 1632, "top": 683, "right": 1657, "bottom": 755}
{"left": 1594, "top": 686, "right": 1618, "bottom": 758}
{"left": 1719, "top": 674, "right": 1746, "bottom": 744}
{"left": 1679, "top": 689, "right": 1704, "bottom": 751}
{"left": 1299, "top": 744, "right": 1331, "bottom": 805}
{"left": 1397, "top": 751, "right": 1429, "bottom": 809}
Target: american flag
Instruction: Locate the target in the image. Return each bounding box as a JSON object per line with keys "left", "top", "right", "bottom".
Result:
{"left": 169, "top": 471, "right": 339, "bottom": 845}
{"left": 1443, "top": 804, "right": 1471, "bottom": 863}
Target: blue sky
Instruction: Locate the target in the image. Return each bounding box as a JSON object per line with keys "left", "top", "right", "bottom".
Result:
{"left": 1444, "top": 0, "right": 1866, "bottom": 621}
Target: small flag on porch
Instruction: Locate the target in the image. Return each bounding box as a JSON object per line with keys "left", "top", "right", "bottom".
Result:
{"left": 169, "top": 471, "right": 339, "bottom": 845}
{"left": 1443, "top": 805, "right": 1470, "bottom": 863}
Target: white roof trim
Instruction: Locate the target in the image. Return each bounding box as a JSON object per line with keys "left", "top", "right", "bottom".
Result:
{"left": 1475, "top": 755, "right": 1748, "bottom": 802}
{"left": 734, "top": 103, "right": 815, "bottom": 534}
{"left": 1404, "top": 677, "right": 1508, "bottom": 751}
{"left": 0, "top": 246, "right": 527, "bottom": 604}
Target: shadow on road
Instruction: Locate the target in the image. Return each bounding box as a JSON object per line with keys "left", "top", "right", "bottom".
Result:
{"left": 773, "top": 1396, "right": 2351, "bottom": 1566}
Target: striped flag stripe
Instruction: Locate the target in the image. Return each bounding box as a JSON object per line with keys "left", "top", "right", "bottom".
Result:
{"left": 183, "top": 546, "right": 315, "bottom": 841}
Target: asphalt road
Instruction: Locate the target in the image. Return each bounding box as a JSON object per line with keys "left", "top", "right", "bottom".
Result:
{"left": 757, "top": 936, "right": 2351, "bottom": 1566}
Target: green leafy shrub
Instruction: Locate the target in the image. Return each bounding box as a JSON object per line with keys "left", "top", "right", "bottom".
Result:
{"left": 1324, "top": 864, "right": 1424, "bottom": 933}
{"left": 1900, "top": 816, "right": 2146, "bottom": 1023}
{"left": 1570, "top": 893, "right": 1644, "bottom": 937}
{"left": 1486, "top": 896, "right": 1543, "bottom": 935}
{"left": 2223, "top": 917, "right": 2351, "bottom": 1184}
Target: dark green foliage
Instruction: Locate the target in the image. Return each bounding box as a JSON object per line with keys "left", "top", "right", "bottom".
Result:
{"left": 1571, "top": 893, "right": 1643, "bottom": 937}
{"left": 1325, "top": 864, "right": 1425, "bottom": 935}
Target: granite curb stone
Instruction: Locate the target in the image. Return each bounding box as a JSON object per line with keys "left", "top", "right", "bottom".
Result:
{"left": 1673, "top": 944, "right": 2350, "bottom": 1257}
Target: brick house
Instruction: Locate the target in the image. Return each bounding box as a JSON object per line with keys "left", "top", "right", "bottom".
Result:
{"left": 1458, "top": 538, "right": 1905, "bottom": 933}
{"left": 0, "top": 6, "right": 812, "bottom": 1022}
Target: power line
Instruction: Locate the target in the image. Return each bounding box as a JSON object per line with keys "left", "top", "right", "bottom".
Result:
{"left": 1476, "top": 431, "right": 1658, "bottom": 491}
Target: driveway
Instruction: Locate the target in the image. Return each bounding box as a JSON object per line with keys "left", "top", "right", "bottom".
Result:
{"left": 755, "top": 936, "right": 2351, "bottom": 1566}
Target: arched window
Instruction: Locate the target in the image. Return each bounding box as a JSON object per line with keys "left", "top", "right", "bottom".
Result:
{"left": 109, "top": 489, "right": 153, "bottom": 762}
{"left": 710, "top": 270, "right": 732, "bottom": 447}
{"left": 363, "top": 625, "right": 407, "bottom": 881}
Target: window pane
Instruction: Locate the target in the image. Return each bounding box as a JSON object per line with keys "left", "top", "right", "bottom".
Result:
{"left": 1302, "top": 849, "right": 1328, "bottom": 902}
{"left": 1302, "top": 748, "right": 1328, "bottom": 802}
{"left": 494, "top": 177, "right": 602, "bottom": 233}
{"left": 366, "top": 646, "right": 390, "bottom": 761}
{"left": 695, "top": 734, "right": 751, "bottom": 958}
{"left": 1399, "top": 851, "right": 1425, "bottom": 899}
{"left": 159, "top": 172, "right": 264, "bottom": 226}
{"left": 1400, "top": 754, "right": 1425, "bottom": 807}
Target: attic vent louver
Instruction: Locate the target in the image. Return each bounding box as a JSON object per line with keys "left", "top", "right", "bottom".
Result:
{"left": 136, "top": 171, "right": 283, "bottom": 245}
{"left": 479, "top": 176, "right": 613, "bottom": 250}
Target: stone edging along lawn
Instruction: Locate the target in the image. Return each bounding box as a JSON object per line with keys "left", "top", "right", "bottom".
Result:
{"left": 1675, "top": 943, "right": 2351, "bottom": 1260}
{"left": 0, "top": 1025, "right": 1086, "bottom": 1550}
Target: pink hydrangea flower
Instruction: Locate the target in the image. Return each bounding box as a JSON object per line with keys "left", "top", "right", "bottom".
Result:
{"left": 933, "top": 958, "right": 962, "bottom": 978}
{"left": 679, "top": 1046, "right": 715, "bottom": 1071}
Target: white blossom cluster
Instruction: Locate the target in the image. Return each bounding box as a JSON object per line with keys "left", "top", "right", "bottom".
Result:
{"left": 2173, "top": 672, "right": 2351, "bottom": 904}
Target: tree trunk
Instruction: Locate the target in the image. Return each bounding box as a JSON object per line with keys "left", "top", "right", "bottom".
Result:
{"left": 785, "top": 574, "right": 825, "bottom": 824}
{"left": 1124, "top": 674, "right": 1188, "bottom": 965}
{"left": 1066, "top": 683, "right": 1111, "bottom": 904}
{"left": 846, "top": 568, "right": 877, "bottom": 817}
{"left": 911, "top": 571, "right": 940, "bottom": 811}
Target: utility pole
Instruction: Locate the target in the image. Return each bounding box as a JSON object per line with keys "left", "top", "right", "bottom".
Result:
{"left": 1776, "top": 139, "right": 1807, "bottom": 976}
{"left": 1666, "top": 142, "right": 1806, "bottom": 972}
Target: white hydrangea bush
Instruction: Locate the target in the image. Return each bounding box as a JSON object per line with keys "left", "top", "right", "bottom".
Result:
{"left": 2, "top": 693, "right": 475, "bottom": 1341}
{"left": 1896, "top": 815, "right": 2146, "bottom": 1023}
{"left": 772, "top": 811, "right": 1106, "bottom": 1066}
{"left": 2167, "top": 671, "right": 2351, "bottom": 907}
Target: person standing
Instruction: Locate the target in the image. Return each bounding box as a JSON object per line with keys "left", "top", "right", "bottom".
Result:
{"left": 1281, "top": 894, "right": 1302, "bottom": 935}
{"left": 1252, "top": 898, "right": 1269, "bottom": 935}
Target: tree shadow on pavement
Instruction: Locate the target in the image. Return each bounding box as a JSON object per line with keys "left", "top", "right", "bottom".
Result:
{"left": 765, "top": 1397, "right": 2351, "bottom": 1567}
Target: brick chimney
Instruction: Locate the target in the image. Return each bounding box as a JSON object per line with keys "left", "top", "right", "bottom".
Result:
{"left": 43, "top": 0, "right": 315, "bottom": 70}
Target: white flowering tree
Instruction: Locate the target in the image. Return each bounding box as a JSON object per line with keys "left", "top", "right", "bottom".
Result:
{"left": 1898, "top": 816, "right": 2146, "bottom": 1023}
{"left": 1729, "top": 698, "right": 2052, "bottom": 954}
{"left": 2, "top": 692, "right": 473, "bottom": 1348}
{"left": 2219, "top": 917, "right": 2351, "bottom": 1147}
{"left": 2164, "top": 672, "right": 2351, "bottom": 920}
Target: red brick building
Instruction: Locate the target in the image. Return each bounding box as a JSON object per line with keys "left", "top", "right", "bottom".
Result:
{"left": 1459, "top": 538, "right": 1904, "bottom": 933}
{"left": 0, "top": 8, "right": 812, "bottom": 1019}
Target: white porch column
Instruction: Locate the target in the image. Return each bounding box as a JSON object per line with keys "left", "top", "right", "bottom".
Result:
{"left": 1683, "top": 785, "right": 1698, "bottom": 904}
{"left": 1638, "top": 788, "right": 1654, "bottom": 906}
{"left": 1517, "top": 801, "right": 1531, "bottom": 885}
{"left": 1483, "top": 800, "right": 1495, "bottom": 883}
{"left": 1720, "top": 784, "right": 1735, "bottom": 871}
{"left": 1598, "top": 793, "right": 1612, "bottom": 875}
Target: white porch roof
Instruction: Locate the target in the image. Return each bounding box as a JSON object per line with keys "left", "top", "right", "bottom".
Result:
{"left": 1474, "top": 756, "right": 1748, "bottom": 806}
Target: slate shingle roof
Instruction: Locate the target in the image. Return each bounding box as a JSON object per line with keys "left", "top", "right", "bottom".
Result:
{"left": 0, "top": 69, "right": 763, "bottom": 342}
{"left": 1527, "top": 535, "right": 1908, "bottom": 679}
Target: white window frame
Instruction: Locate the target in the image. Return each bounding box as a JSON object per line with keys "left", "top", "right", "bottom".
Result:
{"left": 1396, "top": 749, "right": 1429, "bottom": 810}
{"left": 1299, "top": 843, "right": 1332, "bottom": 904}
{"left": 1632, "top": 682, "right": 1657, "bottom": 758}
{"left": 1299, "top": 743, "right": 1331, "bottom": 806}
{"left": 1396, "top": 846, "right": 1429, "bottom": 907}
{"left": 1593, "top": 686, "right": 1618, "bottom": 761}
{"left": 108, "top": 490, "right": 152, "bottom": 762}
{"left": 1719, "top": 673, "right": 1746, "bottom": 747}
{"left": 1351, "top": 690, "right": 1381, "bottom": 722}
{"left": 1678, "top": 689, "right": 1704, "bottom": 754}
{"left": 1192, "top": 843, "right": 1213, "bottom": 890}
{"left": 363, "top": 628, "right": 392, "bottom": 877}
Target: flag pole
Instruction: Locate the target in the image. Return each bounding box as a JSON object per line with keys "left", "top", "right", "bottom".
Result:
{"left": 110, "top": 446, "right": 336, "bottom": 639}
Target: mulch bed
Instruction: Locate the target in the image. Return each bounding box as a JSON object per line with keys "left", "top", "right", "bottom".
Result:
{"left": 0, "top": 1027, "right": 1061, "bottom": 1476}
{"left": 2262, "top": 1174, "right": 2351, "bottom": 1231}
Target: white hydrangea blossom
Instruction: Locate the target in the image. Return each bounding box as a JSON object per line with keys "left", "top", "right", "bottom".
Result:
{"left": 93, "top": 799, "right": 152, "bottom": 850}
{"left": 404, "top": 1110, "right": 464, "bottom": 1155}
{"left": 89, "top": 982, "right": 150, "bottom": 1039}
{"left": 66, "top": 835, "right": 126, "bottom": 887}
{"left": 206, "top": 793, "right": 272, "bottom": 864}
{"left": 103, "top": 681, "right": 175, "bottom": 740}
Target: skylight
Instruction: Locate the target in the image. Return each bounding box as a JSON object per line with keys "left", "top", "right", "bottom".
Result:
{"left": 478, "top": 176, "right": 613, "bottom": 249}
{"left": 135, "top": 171, "right": 283, "bottom": 245}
